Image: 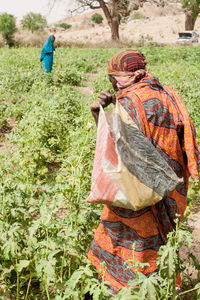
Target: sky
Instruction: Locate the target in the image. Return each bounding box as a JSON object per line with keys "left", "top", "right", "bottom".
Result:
{"left": 0, "top": 0, "right": 77, "bottom": 23}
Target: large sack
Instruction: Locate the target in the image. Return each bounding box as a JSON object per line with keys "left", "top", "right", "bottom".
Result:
{"left": 87, "top": 102, "right": 183, "bottom": 211}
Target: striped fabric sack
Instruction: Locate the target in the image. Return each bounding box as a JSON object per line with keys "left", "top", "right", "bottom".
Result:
{"left": 87, "top": 102, "right": 183, "bottom": 211}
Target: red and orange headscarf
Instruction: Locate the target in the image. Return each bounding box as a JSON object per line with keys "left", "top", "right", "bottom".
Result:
{"left": 107, "top": 49, "right": 147, "bottom": 89}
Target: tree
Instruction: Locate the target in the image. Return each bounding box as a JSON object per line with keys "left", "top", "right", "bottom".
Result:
{"left": 49, "top": 0, "right": 171, "bottom": 41}
{"left": 21, "top": 12, "right": 47, "bottom": 33}
{"left": 0, "top": 13, "right": 17, "bottom": 46}
{"left": 71, "top": 0, "right": 125, "bottom": 40}
{"left": 181, "top": 0, "right": 200, "bottom": 30}
{"left": 153, "top": 0, "right": 200, "bottom": 31}
{"left": 49, "top": 0, "right": 134, "bottom": 40}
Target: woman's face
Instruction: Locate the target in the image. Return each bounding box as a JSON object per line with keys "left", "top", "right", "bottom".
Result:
{"left": 109, "top": 75, "right": 118, "bottom": 91}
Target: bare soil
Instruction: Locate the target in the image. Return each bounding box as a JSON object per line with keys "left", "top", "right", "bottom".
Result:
{"left": 10, "top": 2, "right": 200, "bottom": 47}
{"left": 0, "top": 118, "right": 16, "bottom": 152}
{"left": 181, "top": 209, "right": 200, "bottom": 280}
{"left": 49, "top": 3, "right": 200, "bottom": 46}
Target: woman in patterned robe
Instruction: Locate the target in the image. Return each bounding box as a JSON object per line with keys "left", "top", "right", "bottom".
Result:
{"left": 89, "top": 49, "right": 200, "bottom": 295}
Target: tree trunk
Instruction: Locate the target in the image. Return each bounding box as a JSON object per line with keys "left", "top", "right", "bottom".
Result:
{"left": 98, "top": 0, "right": 120, "bottom": 41}
{"left": 111, "top": 0, "right": 120, "bottom": 40}
{"left": 185, "top": 10, "right": 197, "bottom": 30}
{"left": 111, "top": 17, "right": 119, "bottom": 40}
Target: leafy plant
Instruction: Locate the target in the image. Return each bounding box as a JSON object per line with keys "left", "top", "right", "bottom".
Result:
{"left": 91, "top": 13, "right": 103, "bottom": 24}
{"left": 0, "top": 46, "right": 199, "bottom": 299}
{"left": 56, "top": 23, "right": 72, "bottom": 30}
{"left": 21, "top": 12, "right": 47, "bottom": 33}
{"left": 0, "top": 13, "right": 17, "bottom": 46}
{"left": 113, "top": 219, "right": 200, "bottom": 300}
{"left": 132, "top": 12, "right": 146, "bottom": 20}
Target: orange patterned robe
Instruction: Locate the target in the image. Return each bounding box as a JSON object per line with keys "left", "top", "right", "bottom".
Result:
{"left": 88, "top": 76, "right": 200, "bottom": 295}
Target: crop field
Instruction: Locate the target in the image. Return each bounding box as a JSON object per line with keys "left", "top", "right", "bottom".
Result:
{"left": 0, "top": 46, "right": 200, "bottom": 299}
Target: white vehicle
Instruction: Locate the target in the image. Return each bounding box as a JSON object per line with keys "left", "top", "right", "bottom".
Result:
{"left": 177, "top": 31, "right": 199, "bottom": 44}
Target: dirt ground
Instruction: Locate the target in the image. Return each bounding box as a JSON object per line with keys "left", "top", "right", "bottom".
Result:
{"left": 11, "top": 2, "right": 200, "bottom": 47}
{"left": 49, "top": 2, "right": 200, "bottom": 46}
{"left": 183, "top": 209, "right": 200, "bottom": 276}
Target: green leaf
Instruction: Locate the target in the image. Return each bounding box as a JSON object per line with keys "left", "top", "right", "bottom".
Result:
{"left": 189, "top": 253, "right": 200, "bottom": 270}
{"left": 112, "top": 287, "right": 138, "bottom": 299}
{"left": 36, "top": 259, "right": 56, "bottom": 283}
{"left": 140, "top": 277, "right": 158, "bottom": 300}
{"left": 195, "top": 282, "right": 200, "bottom": 298}
{"left": 65, "top": 268, "right": 86, "bottom": 290}
{"left": 15, "top": 260, "right": 30, "bottom": 272}
{"left": 177, "top": 228, "right": 193, "bottom": 248}
{"left": 158, "top": 244, "right": 177, "bottom": 279}
{"left": 92, "top": 287, "right": 101, "bottom": 300}
{"left": 29, "top": 220, "right": 40, "bottom": 237}
{"left": 55, "top": 296, "right": 65, "bottom": 300}
{"left": 2, "top": 240, "right": 20, "bottom": 259}
{"left": 64, "top": 290, "right": 79, "bottom": 299}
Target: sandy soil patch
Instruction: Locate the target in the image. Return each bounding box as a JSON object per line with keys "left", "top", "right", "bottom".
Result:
{"left": 50, "top": 3, "right": 200, "bottom": 46}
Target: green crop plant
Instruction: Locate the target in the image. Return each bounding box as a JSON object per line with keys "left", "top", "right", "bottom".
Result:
{"left": 113, "top": 219, "right": 200, "bottom": 299}
{"left": 0, "top": 46, "right": 199, "bottom": 299}
{"left": 0, "top": 13, "right": 17, "bottom": 46}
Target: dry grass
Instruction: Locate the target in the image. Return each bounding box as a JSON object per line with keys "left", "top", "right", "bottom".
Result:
{"left": 0, "top": 2, "right": 199, "bottom": 48}
{"left": 14, "top": 30, "right": 49, "bottom": 47}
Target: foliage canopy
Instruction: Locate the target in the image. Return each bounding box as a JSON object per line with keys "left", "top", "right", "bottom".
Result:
{"left": 0, "top": 13, "right": 17, "bottom": 46}
{"left": 91, "top": 13, "right": 103, "bottom": 24}
{"left": 181, "top": 0, "right": 200, "bottom": 29}
{"left": 21, "top": 12, "right": 47, "bottom": 32}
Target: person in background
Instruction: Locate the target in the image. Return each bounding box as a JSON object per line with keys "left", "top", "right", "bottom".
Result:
{"left": 40, "top": 35, "right": 55, "bottom": 73}
{"left": 89, "top": 49, "right": 200, "bottom": 295}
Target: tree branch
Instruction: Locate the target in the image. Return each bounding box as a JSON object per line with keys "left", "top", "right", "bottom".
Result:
{"left": 78, "top": 0, "right": 102, "bottom": 9}
{"left": 97, "top": 0, "right": 112, "bottom": 24}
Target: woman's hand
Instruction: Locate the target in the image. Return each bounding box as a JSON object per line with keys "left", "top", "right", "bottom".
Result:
{"left": 97, "top": 89, "right": 116, "bottom": 107}
{"left": 90, "top": 89, "right": 116, "bottom": 125}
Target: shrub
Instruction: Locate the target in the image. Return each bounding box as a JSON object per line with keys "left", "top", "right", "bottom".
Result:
{"left": 14, "top": 87, "right": 83, "bottom": 177}
{"left": 53, "top": 67, "right": 83, "bottom": 86}
{"left": 132, "top": 12, "right": 146, "bottom": 20}
{"left": 91, "top": 13, "right": 103, "bottom": 24}
{"left": 56, "top": 23, "right": 72, "bottom": 30}
{"left": 0, "top": 13, "right": 17, "bottom": 46}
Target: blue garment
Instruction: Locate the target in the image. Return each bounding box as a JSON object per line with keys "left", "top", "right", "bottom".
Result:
{"left": 40, "top": 35, "right": 55, "bottom": 73}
